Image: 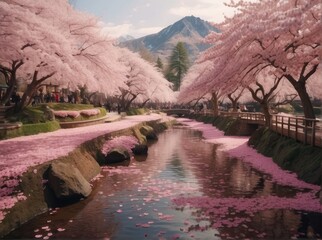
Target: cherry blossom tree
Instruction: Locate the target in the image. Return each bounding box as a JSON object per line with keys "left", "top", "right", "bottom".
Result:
{"left": 114, "top": 48, "right": 175, "bottom": 111}
{"left": 227, "top": 87, "right": 245, "bottom": 113}
{"left": 178, "top": 61, "right": 226, "bottom": 115}
{"left": 178, "top": 61, "right": 213, "bottom": 103}
{"left": 248, "top": 74, "right": 288, "bottom": 126}
{"left": 200, "top": 0, "right": 321, "bottom": 119}
{"left": 0, "top": 0, "right": 127, "bottom": 110}
{"left": 179, "top": 0, "right": 321, "bottom": 120}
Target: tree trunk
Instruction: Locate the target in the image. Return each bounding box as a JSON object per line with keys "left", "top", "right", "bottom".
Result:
{"left": 120, "top": 95, "right": 126, "bottom": 112}
{"left": 293, "top": 81, "right": 315, "bottom": 119}
{"left": 140, "top": 99, "right": 150, "bottom": 108}
{"left": 15, "top": 70, "right": 55, "bottom": 112}
{"left": 2, "top": 78, "right": 16, "bottom": 106}
{"left": 211, "top": 92, "right": 219, "bottom": 117}
{"left": 261, "top": 102, "right": 271, "bottom": 127}
{"left": 0, "top": 64, "right": 22, "bottom": 105}
{"left": 228, "top": 94, "right": 238, "bottom": 112}
{"left": 231, "top": 99, "right": 238, "bottom": 112}
{"left": 124, "top": 94, "right": 137, "bottom": 111}
{"left": 15, "top": 82, "right": 37, "bottom": 112}
{"left": 177, "top": 68, "right": 182, "bottom": 91}
{"left": 284, "top": 63, "right": 318, "bottom": 120}
{"left": 227, "top": 89, "right": 243, "bottom": 113}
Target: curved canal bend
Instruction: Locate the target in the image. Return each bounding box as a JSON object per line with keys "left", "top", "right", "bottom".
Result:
{"left": 5, "top": 121, "right": 322, "bottom": 239}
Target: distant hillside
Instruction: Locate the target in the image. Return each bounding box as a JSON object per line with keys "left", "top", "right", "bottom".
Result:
{"left": 119, "top": 16, "right": 219, "bottom": 64}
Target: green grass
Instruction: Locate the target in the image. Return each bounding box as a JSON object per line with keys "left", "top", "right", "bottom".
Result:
{"left": 249, "top": 127, "right": 322, "bottom": 185}
{"left": 189, "top": 114, "right": 321, "bottom": 185}
{"left": 8, "top": 103, "right": 106, "bottom": 123}
{"left": 1, "top": 121, "right": 61, "bottom": 140}
{"left": 126, "top": 108, "right": 149, "bottom": 116}
{"left": 8, "top": 105, "right": 50, "bottom": 124}
{"left": 3, "top": 103, "right": 106, "bottom": 139}
{"left": 21, "top": 121, "right": 61, "bottom": 136}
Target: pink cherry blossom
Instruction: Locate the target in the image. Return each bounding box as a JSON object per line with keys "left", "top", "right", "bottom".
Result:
{"left": 171, "top": 118, "right": 322, "bottom": 231}
{"left": 0, "top": 114, "right": 171, "bottom": 222}
{"left": 101, "top": 135, "right": 138, "bottom": 155}
{"left": 179, "top": 0, "right": 322, "bottom": 119}
{"left": 80, "top": 109, "right": 100, "bottom": 117}
{"left": 178, "top": 118, "right": 319, "bottom": 191}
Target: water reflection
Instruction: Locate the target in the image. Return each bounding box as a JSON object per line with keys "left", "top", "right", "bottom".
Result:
{"left": 5, "top": 127, "right": 322, "bottom": 239}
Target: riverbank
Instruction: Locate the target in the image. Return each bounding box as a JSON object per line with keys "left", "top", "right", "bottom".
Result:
{"left": 177, "top": 118, "right": 320, "bottom": 190}
{"left": 0, "top": 113, "right": 175, "bottom": 237}
{"left": 186, "top": 113, "right": 322, "bottom": 186}
{"left": 249, "top": 127, "right": 322, "bottom": 185}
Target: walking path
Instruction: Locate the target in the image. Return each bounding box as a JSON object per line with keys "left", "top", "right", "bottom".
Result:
{"left": 0, "top": 113, "right": 164, "bottom": 173}
{"left": 0, "top": 113, "right": 169, "bottom": 221}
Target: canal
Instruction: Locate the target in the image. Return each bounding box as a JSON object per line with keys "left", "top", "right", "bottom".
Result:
{"left": 5, "top": 123, "right": 322, "bottom": 239}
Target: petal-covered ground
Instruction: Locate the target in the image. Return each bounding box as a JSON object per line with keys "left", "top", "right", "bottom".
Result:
{"left": 171, "top": 118, "right": 321, "bottom": 238}
{"left": 4, "top": 119, "right": 322, "bottom": 239}
{"left": 0, "top": 113, "right": 167, "bottom": 222}
{"left": 177, "top": 118, "right": 319, "bottom": 191}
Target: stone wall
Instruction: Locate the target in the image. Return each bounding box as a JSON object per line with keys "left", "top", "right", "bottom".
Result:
{"left": 0, "top": 146, "right": 101, "bottom": 237}
{"left": 0, "top": 119, "right": 174, "bottom": 237}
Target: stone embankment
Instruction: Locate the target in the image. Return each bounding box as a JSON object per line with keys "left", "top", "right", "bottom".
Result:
{"left": 0, "top": 114, "right": 175, "bottom": 237}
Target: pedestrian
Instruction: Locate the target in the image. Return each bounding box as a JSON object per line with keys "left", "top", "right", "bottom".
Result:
{"left": 105, "top": 102, "right": 111, "bottom": 112}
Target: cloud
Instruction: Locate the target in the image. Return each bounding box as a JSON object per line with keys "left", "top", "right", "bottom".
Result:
{"left": 100, "top": 22, "right": 133, "bottom": 38}
{"left": 134, "top": 26, "right": 163, "bottom": 36}
{"left": 100, "top": 22, "right": 162, "bottom": 38}
{"left": 169, "top": 2, "right": 236, "bottom": 24}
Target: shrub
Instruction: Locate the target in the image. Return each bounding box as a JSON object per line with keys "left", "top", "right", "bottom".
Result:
{"left": 80, "top": 109, "right": 100, "bottom": 117}
{"left": 126, "top": 108, "right": 149, "bottom": 116}
{"left": 53, "top": 110, "right": 80, "bottom": 118}
{"left": 54, "top": 108, "right": 106, "bottom": 122}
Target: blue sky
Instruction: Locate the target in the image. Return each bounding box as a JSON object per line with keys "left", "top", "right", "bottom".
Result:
{"left": 71, "top": 0, "right": 238, "bottom": 38}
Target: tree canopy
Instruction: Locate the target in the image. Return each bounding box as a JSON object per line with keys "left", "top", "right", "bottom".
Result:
{"left": 179, "top": 0, "right": 322, "bottom": 119}
{"left": 0, "top": 0, "right": 175, "bottom": 111}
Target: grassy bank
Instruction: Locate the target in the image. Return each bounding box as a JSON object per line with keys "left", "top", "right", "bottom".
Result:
{"left": 187, "top": 113, "right": 241, "bottom": 135}
{"left": 249, "top": 127, "right": 322, "bottom": 185}
{"left": 126, "top": 108, "right": 149, "bottom": 116}
{"left": 186, "top": 113, "right": 321, "bottom": 185}
{"left": 1, "top": 103, "right": 106, "bottom": 140}
{"left": 2, "top": 121, "right": 61, "bottom": 139}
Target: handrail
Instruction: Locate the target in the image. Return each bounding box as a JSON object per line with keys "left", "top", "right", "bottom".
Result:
{"left": 270, "top": 114, "right": 320, "bottom": 146}
{"left": 219, "top": 111, "right": 265, "bottom": 121}
{"left": 202, "top": 110, "right": 321, "bottom": 147}
{"left": 162, "top": 109, "right": 321, "bottom": 147}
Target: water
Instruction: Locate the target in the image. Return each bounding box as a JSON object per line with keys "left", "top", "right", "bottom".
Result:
{"left": 5, "top": 127, "right": 322, "bottom": 239}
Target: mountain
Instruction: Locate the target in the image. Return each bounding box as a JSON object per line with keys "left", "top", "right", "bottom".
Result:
{"left": 119, "top": 16, "right": 219, "bottom": 64}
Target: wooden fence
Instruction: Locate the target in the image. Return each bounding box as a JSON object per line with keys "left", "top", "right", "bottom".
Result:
{"left": 162, "top": 109, "right": 321, "bottom": 147}
{"left": 205, "top": 111, "right": 321, "bottom": 147}
{"left": 219, "top": 111, "right": 266, "bottom": 123}
{"left": 270, "top": 114, "right": 321, "bottom": 147}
